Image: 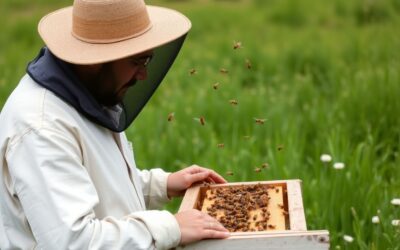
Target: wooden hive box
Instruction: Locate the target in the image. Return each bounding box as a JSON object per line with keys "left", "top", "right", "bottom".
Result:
{"left": 177, "top": 179, "right": 329, "bottom": 249}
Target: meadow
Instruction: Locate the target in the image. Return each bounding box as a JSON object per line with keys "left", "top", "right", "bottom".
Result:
{"left": 1, "top": 0, "right": 400, "bottom": 249}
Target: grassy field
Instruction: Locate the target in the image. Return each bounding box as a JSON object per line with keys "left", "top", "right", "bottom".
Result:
{"left": 1, "top": 0, "right": 400, "bottom": 249}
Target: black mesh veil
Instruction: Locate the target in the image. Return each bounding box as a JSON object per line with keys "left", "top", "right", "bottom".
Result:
{"left": 116, "top": 34, "right": 187, "bottom": 131}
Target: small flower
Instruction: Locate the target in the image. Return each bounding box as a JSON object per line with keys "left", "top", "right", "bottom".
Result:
{"left": 372, "top": 216, "right": 380, "bottom": 224}
{"left": 333, "top": 162, "right": 345, "bottom": 170}
{"left": 391, "top": 198, "right": 400, "bottom": 206}
{"left": 392, "top": 220, "right": 400, "bottom": 226}
{"left": 343, "top": 235, "right": 354, "bottom": 243}
{"left": 320, "top": 154, "right": 332, "bottom": 163}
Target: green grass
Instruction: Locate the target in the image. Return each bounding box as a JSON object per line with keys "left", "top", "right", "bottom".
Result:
{"left": 1, "top": 0, "right": 400, "bottom": 248}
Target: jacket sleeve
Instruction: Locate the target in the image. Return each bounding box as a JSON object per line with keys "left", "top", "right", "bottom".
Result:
{"left": 137, "top": 168, "right": 172, "bottom": 209}
{"left": 6, "top": 127, "right": 180, "bottom": 250}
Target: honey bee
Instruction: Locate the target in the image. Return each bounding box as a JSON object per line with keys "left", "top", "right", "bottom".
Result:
{"left": 229, "top": 99, "right": 238, "bottom": 105}
{"left": 233, "top": 41, "right": 243, "bottom": 50}
{"left": 268, "top": 224, "right": 276, "bottom": 229}
{"left": 167, "top": 112, "right": 174, "bottom": 122}
{"left": 226, "top": 171, "right": 234, "bottom": 176}
{"left": 277, "top": 144, "right": 284, "bottom": 151}
{"left": 189, "top": 68, "right": 197, "bottom": 75}
{"left": 213, "top": 82, "right": 220, "bottom": 90}
{"left": 200, "top": 116, "right": 205, "bottom": 125}
{"left": 261, "top": 163, "right": 269, "bottom": 169}
{"left": 193, "top": 117, "right": 206, "bottom": 125}
{"left": 245, "top": 58, "right": 252, "bottom": 69}
{"left": 254, "top": 118, "right": 267, "bottom": 125}
{"left": 202, "top": 182, "right": 211, "bottom": 188}
{"left": 217, "top": 143, "right": 225, "bottom": 148}
{"left": 254, "top": 167, "right": 261, "bottom": 173}
{"left": 220, "top": 68, "right": 229, "bottom": 74}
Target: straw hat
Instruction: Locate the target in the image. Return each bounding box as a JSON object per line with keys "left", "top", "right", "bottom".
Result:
{"left": 38, "top": 0, "right": 191, "bottom": 65}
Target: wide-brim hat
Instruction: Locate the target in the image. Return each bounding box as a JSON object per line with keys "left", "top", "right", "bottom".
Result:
{"left": 38, "top": 0, "right": 191, "bottom": 65}
{"left": 35, "top": 0, "right": 192, "bottom": 132}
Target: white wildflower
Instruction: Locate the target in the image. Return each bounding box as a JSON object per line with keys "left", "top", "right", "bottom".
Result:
{"left": 372, "top": 216, "right": 380, "bottom": 224}
{"left": 320, "top": 154, "right": 332, "bottom": 163}
{"left": 391, "top": 198, "right": 400, "bottom": 206}
{"left": 333, "top": 162, "right": 345, "bottom": 170}
{"left": 343, "top": 235, "right": 354, "bottom": 243}
{"left": 392, "top": 220, "right": 400, "bottom": 226}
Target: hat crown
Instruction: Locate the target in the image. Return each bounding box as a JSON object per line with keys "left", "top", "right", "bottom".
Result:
{"left": 72, "top": 0, "right": 151, "bottom": 43}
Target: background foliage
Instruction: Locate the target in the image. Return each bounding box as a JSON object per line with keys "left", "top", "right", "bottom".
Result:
{"left": 1, "top": 0, "right": 399, "bottom": 249}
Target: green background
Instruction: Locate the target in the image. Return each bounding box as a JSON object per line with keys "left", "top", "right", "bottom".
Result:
{"left": 1, "top": 0, "right": 400, "bottom": 249}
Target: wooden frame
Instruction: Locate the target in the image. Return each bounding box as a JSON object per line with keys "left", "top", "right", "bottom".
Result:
{"left": 177, "top": 179, "right": 330, "bottom": 249}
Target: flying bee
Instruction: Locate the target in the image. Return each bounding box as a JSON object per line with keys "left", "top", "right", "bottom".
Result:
{"left": 200, "top": 116, "right": 205, "bottom": 125}
{"left": 233, "top": 41, "right": 243, "bottom": 50}
{"left": 254, "top": 167, "right": 261, "bottom": 173}
{"left": 193, "top": 116, "right": 206, "bottom": 125}
{"left": 220, "top": 68, "right": 229, "bottom": 74}
{"left": 226, "top": 171, "right": 234, "bottom": 176}
{"left": 229, "top": 99, "right": 238, "bottom": 106}
{"left": 261, "top": 163, "right": 269, "bottom": 169}
{"left": 254, "top": 118, "right": 267, "bottom": 125}
{"left": 217, "top": 143, "right": 225, "bottom": 148}
{"left": 213, "top": 82, "right": 220, "bottom": 90}
{"left": 189, "top": 68, "right": 197, "bottom": 75}
{"left": 167, "top": 112, "right": 174, "bottom": 122}
{"left": 277, "top": 144, "right": 284, "bottom": 151}
{"left": 245, "top": 58, "right": 252, "bottom": 69}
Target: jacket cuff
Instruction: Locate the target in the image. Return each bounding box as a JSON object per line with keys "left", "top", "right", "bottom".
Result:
{"left": 131, "top": 210, "right": 181, "bottom": 250}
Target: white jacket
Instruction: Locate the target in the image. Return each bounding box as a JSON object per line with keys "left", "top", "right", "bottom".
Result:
{"left": 0, "top": 75, "right": 181, "bottom": 249}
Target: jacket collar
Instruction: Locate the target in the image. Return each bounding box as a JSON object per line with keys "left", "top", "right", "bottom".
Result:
{"left": 27, "top": 47, "right": 124, "bottom": 131}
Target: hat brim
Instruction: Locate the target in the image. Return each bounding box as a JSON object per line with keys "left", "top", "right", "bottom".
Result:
{"left": 38, "top": 5, "right": 191, "bottom": 65}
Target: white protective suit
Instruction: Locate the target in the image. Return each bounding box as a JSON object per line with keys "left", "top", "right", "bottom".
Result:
{"left": 0, "top": 75, "right": 181, "bottom": 249}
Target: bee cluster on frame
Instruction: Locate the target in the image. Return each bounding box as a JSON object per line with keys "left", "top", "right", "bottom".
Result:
{"left": 199, "top": 182, "right": 289, "bottom": 232}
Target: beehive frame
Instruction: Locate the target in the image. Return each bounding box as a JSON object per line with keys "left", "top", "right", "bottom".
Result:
{"left": 177, "top": 179, "right": 329, "bottom": 249}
